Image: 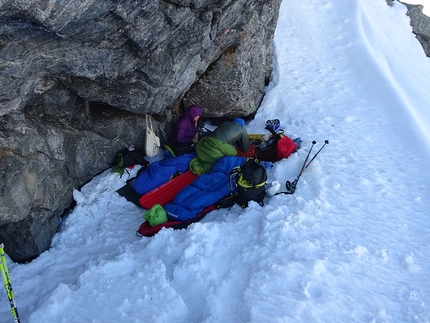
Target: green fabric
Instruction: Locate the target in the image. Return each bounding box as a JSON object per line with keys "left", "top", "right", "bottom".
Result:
{"left": 163, "top": 144, "right": 177, "bottom": 157}
{"left": 144, "top": 204, "right": 168, "bottom": 226}
{"left": 189, "top": 157, "right": 205, "bottom": 175}
{"left": 189, "top": 137, "right": 237, "bottom": 174}
{"left": 112, "top": 165, "right": 125, "bottom": 175}
{"left": 112, "top": 153, "right": 125, "bottom": 176}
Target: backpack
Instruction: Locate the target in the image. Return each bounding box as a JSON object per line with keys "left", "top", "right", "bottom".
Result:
{"left": 216, "top": 158, "right": 267, "bottom": 209}
{"left": 112, "top": 148, "right": 149, "bottom": 177}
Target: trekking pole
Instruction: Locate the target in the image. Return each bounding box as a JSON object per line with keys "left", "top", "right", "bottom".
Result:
{"left": 0, "top": 244, "right": 21, "bottom": 323}
{"left": 305, "top": 140, "right": 329, "bottom": 169}
{"left": 278, "top": 139, "right": 329, "bottom": 195}
{"left": 282, "top": 140, "right": 316, "bottom": 195}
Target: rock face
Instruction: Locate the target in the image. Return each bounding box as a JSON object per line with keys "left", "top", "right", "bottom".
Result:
{"left": 403, "top": 3, "right": 430, "bottom": 57}
{"left": 0, "top": 0, "right": 282, "bottom": 262}
{"left": 388, "top": 0, "right": 430, "bottom": 57}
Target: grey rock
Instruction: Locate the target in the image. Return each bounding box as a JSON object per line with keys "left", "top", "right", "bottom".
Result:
{"left": 403, "top": 3, "right": 430, "bottom": 57}
{"left": 183, "top": 1, "right": 279, "bottom": 117}
{"left": 0, "top": 0, "right": 281, "bottom": 261}
{"left": 389, "top": 1, "right": 430, "bottom": 57}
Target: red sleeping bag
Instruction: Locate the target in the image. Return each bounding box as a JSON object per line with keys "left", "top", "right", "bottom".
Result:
{"left": 137, "top": 205, "right": 215, "bottom": 237}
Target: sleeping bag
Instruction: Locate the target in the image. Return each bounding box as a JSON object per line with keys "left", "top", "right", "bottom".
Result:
{"left": 132, "top": 153, "right": 196, "bottom": 195}
{"left": 164, "top": 156, "right": 247, "bottom": 221}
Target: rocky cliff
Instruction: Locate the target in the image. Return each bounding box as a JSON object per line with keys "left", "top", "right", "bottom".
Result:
{"left": 388, "top": 0, "right": 430, "bottom": 57}
{"left": 403, "top": 3, "right": 430, "bottom": 57}
{"left": 0, "top": 0, "right": 282, "bottom": 262}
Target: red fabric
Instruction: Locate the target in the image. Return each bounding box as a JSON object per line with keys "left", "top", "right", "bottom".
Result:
{"left": 137, "top": 205, "right": 215, "bottom": 237}
{"left": 236, "top": 145, "right": 257, "bottom": 159}
{"left": 276, "top": 136, "right": 298, "bottom": 161}
{"left": 139, "top": 171, "right": 198, "bottom": 209}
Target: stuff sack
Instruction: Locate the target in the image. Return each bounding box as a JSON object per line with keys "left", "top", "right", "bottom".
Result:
{"left": 276, "top": 135, "right": 298, "bottom": 161}
{"left": 112, "top": 148, "right": 149, "bottom": 176}
{"left": 231, "top": 158, "right": 267, "bottom": 208}
{"left": 144, "top": 204, "right": 168, "bottom": 226}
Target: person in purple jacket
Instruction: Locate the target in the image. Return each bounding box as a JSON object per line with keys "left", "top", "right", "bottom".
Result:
{"left": 165, "top": 104, "right": 203, "bottom": 157}
{"left": 171, "top": 104, "right": 203, "bottom": 144}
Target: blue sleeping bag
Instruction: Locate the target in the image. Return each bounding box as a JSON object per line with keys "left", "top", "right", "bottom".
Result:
{"left": 164, "top": 156, "right": 246, "bottom": 221}
{"left": 132, "top": 153, "right": 196, "bottom": 195}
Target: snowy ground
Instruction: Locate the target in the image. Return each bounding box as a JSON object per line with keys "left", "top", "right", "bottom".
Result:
{"left": 1, "top": 0, "right": 430, "bottom": 322}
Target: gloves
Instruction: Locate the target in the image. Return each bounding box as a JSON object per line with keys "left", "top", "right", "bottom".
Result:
{"left": 266, "top": 181, "right": 281, "bottom": 197}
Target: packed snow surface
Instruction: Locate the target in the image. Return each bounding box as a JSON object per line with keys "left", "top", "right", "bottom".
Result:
{"left": 1, "top": 0, "right": 430, "bottom": 322}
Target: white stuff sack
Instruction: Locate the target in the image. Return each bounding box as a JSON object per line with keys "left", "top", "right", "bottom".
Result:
{"left": 145, "top": 115, "right": 160, "bottom": 157}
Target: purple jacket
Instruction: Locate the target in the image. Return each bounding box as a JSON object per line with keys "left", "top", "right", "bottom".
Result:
{"left": 171, "top": 105, "right": 202, "bottom": 144}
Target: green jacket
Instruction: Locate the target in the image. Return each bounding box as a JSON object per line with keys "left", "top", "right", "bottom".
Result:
{"left": 190, "top": 137, "right": 237, "bottom": 174}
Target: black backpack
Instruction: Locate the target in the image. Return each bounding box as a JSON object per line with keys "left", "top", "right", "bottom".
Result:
{"left": 112, "top": 148, "right": 149, "bottom": 177}
{"left": 216, "top": 158, "right": 267, "bottom": 209}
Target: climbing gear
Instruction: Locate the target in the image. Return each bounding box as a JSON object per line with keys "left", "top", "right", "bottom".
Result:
{"left": 265, "top": 119, "right": 280, "bottom": 132}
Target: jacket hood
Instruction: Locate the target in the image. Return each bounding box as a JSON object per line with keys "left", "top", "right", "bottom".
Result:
{"left": 186, "top": 105, "right": 203, "bottom": 120}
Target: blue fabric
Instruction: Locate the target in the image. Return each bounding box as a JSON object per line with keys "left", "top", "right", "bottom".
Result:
{"left": 261, "top": 161, "right": 274, "bottom": 169}
{"left": 164, "top": 156, "right": 247, "bottom": 221}
{"left": 132, "top": 153, "right": 196, "bottom": 195}
{"left": 233, "top": 118, "right": 245, "bottom": 126}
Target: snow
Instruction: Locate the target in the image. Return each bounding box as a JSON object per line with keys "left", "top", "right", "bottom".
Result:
{"left": 2, "top": 0, "right": 430, "bottom": 322}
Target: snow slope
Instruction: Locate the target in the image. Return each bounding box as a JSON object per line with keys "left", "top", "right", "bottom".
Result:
{"left": 1, "top": 0, "right": 430, "bottom": 322}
